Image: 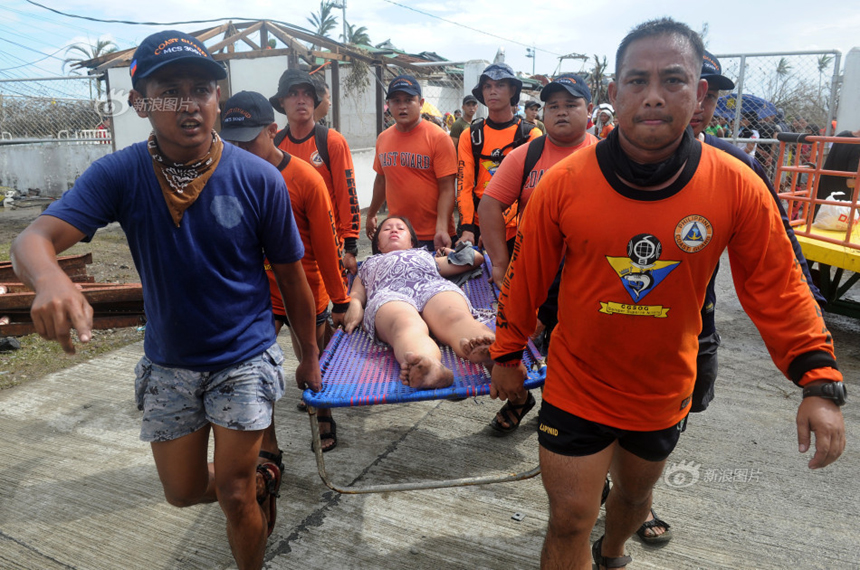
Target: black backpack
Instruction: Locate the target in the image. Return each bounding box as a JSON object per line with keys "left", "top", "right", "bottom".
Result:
{"left": 469, "top": 117, "right": 535, "bottom": 184}
{"left": 273, "top": 124, "right": 330, "bottom": 172}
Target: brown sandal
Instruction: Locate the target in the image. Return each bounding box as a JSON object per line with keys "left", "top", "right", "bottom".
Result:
{"left": 256, "top": 449, "right": 283, "bottom": 537}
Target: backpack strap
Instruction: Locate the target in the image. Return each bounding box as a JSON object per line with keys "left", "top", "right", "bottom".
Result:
{"left": 469, "top": 118, "right": 486, "bottom": 184}
{"left": 314, "top": 124, "right": 331, "bottom": 172}
{"left": 520, "top": 135, "right": 547, "bottom": 193}
{"left": 272, "top": 125, "right": 330, "bottom": 173}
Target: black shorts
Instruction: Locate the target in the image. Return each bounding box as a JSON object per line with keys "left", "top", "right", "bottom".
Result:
{"left": 537, "top": 401, "right": 685, "bottom": 462}
{"left": 274, "top": 309, "right": 330, "bottom": 328}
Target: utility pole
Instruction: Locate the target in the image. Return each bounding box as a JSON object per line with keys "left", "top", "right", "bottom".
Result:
{"left": 525, "top": 46, "right": 536, "bottom": 76}
{"left": 331, "top": 1, "right": 348, "bottom": 43}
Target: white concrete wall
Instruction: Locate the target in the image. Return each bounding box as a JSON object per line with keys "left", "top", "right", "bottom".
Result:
{"left": 836, "top": 48, "right": 860, "bottom": 132}
{"left": 351, "top": 146, "right": 376, "bottom": 209}
{"left": 0, "top": 142, "right": 111, "bottom": 196}
{"left": 337, "top": 67, "right": 380, "bottom": 150}
{"left": 106, "top": 67, "right": 150, "bottom": 151}
{"left": 227, "top": 55, "right": 290, "bottom": 130}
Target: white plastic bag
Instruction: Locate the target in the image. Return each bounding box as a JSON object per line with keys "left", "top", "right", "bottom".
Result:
{"left": 812, "top": 192, "right": 859, "bottom": 231}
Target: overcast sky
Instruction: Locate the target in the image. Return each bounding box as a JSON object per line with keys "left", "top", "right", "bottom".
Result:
{"left": 1, "top": 0, "right": 859, "bottom": 81}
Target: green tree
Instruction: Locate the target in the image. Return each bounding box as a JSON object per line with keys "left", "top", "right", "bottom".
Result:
{"left": 342, "top": 22, "right": 371, "bottom": 46}
{"left": 62, "top": 38, "right": 117, "bottom": 98}
{"left": 307, "top": 2, "right": 339, "bottom": 39}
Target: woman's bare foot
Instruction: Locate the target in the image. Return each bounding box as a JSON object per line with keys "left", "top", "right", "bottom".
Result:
{"left": 400, "top": 352, "right": 454, "bottom": 389}
{"left": 459, "top": 335, "right": 495, "bottom": 365}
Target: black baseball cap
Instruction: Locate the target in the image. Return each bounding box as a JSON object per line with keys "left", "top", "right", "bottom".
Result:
{"left": 472, "top": 63, "right": 522, "bottom": 105}
{"left": 221, "top": 91, "right": 275, "bottom": 143}
{"left": 462, "top": 94, "right": 478, "bottom": 105}
{"left": 540, "top": 74, "right": 592, "bottom": 103}
{"left": 701, "top": 51, "right": 735, "bottom": 90}
{"left": 269, "top": 69, "right": 320, "bottom": 114}
{"left": 387, "top": 74, "right": 422, "bottom": 98}
{"left": 130, "top": 30, "right": 226, "bottom": 89}
{"left": 524, "top": 100, "right": 541, "bottom": 110}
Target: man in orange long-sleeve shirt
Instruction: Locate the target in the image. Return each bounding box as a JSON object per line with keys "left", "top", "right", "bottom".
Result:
{"left": 222, "top": 90, "right": 358, "bottom": 453}
{"left": 270, "top": 69, "right": 361, "bottom": 274}
{"left": 456, "top": 63, "right": 541, "bottom": 246}
{"left": 490, "top": 19, "right": 846, "bottom": 570}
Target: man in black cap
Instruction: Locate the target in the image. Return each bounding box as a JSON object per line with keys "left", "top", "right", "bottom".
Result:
{"left": 222, "top": 90, "right": 357, "bottom": 454}
{"left": 366, "top": 75, "right": 458, "bottom": 249}
{"left": 11, "top": 30, "right": 320, "bottom": 570}
{"left": 477, "top": 73, "right": 597, "bottom": 435}
{"left": 449, "top": 94, "right": 479, "bottom": 148}
{"left": 523, "top": 100, "right": 546, "bottom": 135}
{"left": 271, "top": 69, "right": 361, "bottom": 275}
{"left": 456, "top": 63, "right": 541, "bottom": 247}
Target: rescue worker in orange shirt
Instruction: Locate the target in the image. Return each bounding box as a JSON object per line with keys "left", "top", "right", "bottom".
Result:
{"left": 270, "top": 69, "right": 361, "bottom": 274}
{"left": 456, "top": 63, "right": 541, "bottom": 247}
{"left": 222, "top": 90, "right": 358, "bottom": 453}
{"left": 490, "top": 19, "right": 845, "bottom": 569}
{"left": 478, "top": 73, "right": 597, "bottom": 434}
{"left": 366, "top": 74, "right": 458, "bottom": 250}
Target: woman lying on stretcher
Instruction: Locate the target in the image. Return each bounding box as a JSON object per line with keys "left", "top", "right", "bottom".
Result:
{"left": 343, "top": 216, "right": 495, "bottom": 389}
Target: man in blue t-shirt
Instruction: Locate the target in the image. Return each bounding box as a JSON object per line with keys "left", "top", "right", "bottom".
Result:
{"left": 10, "top": 30, "right": 319, "bottom": 569}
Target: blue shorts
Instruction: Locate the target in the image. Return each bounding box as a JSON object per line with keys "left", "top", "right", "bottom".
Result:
{"left": 134, "top": 343, "right": 286, "bottom": 442}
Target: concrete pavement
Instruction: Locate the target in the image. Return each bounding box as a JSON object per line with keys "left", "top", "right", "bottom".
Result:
{"left": 0, "top": 255, "right": 858, "bottom": 570}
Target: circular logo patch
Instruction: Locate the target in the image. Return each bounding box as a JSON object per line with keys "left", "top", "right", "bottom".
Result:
{"left": 674, "top": 215, "right": 713, "bottom": 253}
{"left": 627, "top": 234, "right": 662, "bottom": 267}
{"left": 310, "top": 151, "right": 324, "bottom": 167}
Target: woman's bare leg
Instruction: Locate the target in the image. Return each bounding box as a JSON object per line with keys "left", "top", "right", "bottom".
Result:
{"left": 375, "top": 301, "right": 453, "bottom": 389}
{"left": 422, "top": 291, "right": 495, "bottom": 366}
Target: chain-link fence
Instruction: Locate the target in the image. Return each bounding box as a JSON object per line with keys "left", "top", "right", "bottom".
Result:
{"left": 715, "top": 50, "right": 840, "bottom": 137}
{"left": 0, "top": 75, "right": 111, "bottom": 143}
{"left": 707, "top": 50, "right": 842, "bottom": 180}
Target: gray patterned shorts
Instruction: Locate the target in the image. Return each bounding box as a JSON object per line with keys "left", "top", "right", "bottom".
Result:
{"left": 134, "top": 343, "right": 286, "bottom": 442}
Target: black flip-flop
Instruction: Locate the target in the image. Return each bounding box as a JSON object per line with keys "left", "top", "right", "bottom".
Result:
{"left": 636, "top": 508, "right": 673, "bottom": 543}
{"left": 489, "top": 392, "right": 536, "bottom": 435}
{"left": 313, "top": 415, "right": 337, "bottom": 453}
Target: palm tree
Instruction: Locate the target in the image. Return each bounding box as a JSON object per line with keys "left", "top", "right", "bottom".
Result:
{"left": 63, "top": 38, "right": 117, "bottom": 98}
{"left": 342, "top": 22, "right": 371, "bottom": 46}
{"left": 307, "top": 2, "right": 339, "bottom": 40}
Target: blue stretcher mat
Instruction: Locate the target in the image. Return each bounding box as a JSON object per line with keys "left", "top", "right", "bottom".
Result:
{"left": 302, "top": 258, "right": 546, "bottom": 408}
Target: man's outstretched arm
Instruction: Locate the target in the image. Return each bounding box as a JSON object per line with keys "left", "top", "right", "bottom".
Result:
{"left": 11, "top": 216, "right": 92, "bottom": 354}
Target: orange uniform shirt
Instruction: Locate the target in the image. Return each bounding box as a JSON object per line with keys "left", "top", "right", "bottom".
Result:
{"left": 491, "top": 142, "right": 840, "bottom": 431}
{"left": 266, "top": 153, "right": 350, "bottom": 316}
{"left": 373, "top": 120, "right": 458, "bottom": 240}
{"left": 456, "top": 119, "right": 541, "bottom": 240}
{"left": 484, "top": 133, "right": 598, "bottom": 211}
{"left": 277, "top": 126, "right": 360, "bottom": 246}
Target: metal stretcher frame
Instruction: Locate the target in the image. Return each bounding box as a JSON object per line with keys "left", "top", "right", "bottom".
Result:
{"left": 775, "top": 133, "right": 860, "bottom": 318}
{"left": 301, "top": 257, "right": 547, "bottom": 494}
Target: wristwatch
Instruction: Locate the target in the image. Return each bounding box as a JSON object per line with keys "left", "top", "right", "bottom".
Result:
{"left": 802, "top": 381, "right": 847, "bottom": 406}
